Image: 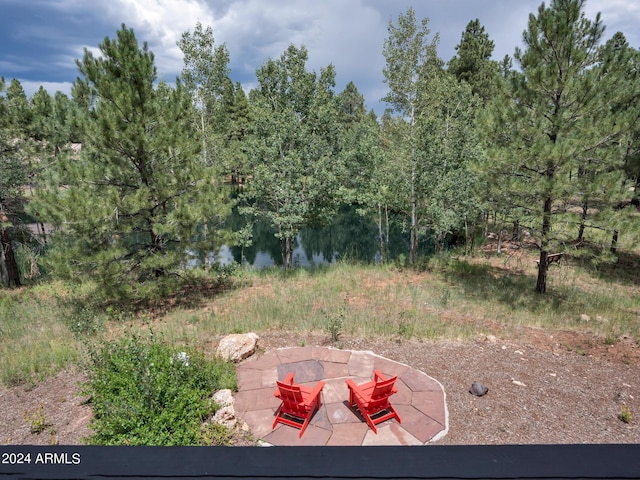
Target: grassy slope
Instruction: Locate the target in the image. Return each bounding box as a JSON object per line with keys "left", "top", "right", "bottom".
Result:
{"left": 1, "top": 246, "right": 639, "bottom": 387}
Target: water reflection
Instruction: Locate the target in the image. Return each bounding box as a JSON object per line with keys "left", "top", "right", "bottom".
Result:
{"left": 216, "top": 205, "right": 426, "bottom": 268}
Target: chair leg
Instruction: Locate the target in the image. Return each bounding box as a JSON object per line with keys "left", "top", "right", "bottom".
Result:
{"left": 363, "top": 412, "right": 378, "bottom": 434}
{"left": 272, "top": 405, "right": 283, "bottom": 430}
{"left": 298, "top": 415, "right": 311, "bottom": 438}
{"left": 390, "top": 406, "right": 402, "bottom": 425}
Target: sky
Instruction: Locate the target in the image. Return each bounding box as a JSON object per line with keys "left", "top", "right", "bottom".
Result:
{"left": 1, "top": 0, "right": 639, "bottom": 114}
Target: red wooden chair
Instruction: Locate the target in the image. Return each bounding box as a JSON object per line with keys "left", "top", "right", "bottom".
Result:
{"left": 345, "top": 369, "right": 401, "bottom": 434}
{"left": 272, "top": 372, "right": 325, "bottom": 438}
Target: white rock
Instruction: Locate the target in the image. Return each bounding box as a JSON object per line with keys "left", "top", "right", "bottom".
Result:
{"left": 216, "top": 332, "right": 259, "bottom": 362}
{"left": 211, "top": 389, "right": 237, "bottom": 429}
{"left": 212, "top": 389, "right": 234, "bottom": 407}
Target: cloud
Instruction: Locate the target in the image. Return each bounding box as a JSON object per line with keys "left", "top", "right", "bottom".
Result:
{"left": 19, "top": 80, "right": 73, "bottom": 98}
{"left": 3, "top": 0, "right": 639, "bottom": 112}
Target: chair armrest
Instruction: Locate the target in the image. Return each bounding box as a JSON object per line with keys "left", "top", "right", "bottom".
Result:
{"left": 373, "top": 369, "right": 387, "bottom": 382}
{"left": 345, "top": 378, "right": 359, "bottom": 393}
{"left": 309, "top": 381, "right": 325, "bottom": 399}
{"left": 282, "top": 372, "right": 294, "bottom": 385}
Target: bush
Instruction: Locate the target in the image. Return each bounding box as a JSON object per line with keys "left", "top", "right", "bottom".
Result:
{"left": 83, "top": 332, "right": 236, "bottom": 445}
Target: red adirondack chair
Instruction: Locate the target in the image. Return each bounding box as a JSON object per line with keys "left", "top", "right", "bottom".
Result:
{"left": 272, "top": 372, "right": 325, "bottom": 438}
{"left": 345, "top": 369, "right": 401, "bottom": 434}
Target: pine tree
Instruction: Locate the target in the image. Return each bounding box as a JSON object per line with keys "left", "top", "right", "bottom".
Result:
{"left": 32, "top": 25, "right": 231, "bottom": 298}
{"left": 448, "top": 19, "right": 500, "bottom": 104}
{"left": 482, "top": 0, "right": 633, "bottom": 293}
{"left": 0, "top": 78, "right": 26, "bottom": 287}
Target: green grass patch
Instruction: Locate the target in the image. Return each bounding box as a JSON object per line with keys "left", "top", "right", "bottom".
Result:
{"left": 0, "top": 284, "right": 83, "bottom": 386}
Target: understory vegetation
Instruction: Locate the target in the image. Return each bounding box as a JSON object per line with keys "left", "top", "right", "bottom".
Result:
{"left": 1, "top": 247, "right": 638, "bottom": 390}
{"left": 82, "top": 332, "right": 236, "bottom": 446}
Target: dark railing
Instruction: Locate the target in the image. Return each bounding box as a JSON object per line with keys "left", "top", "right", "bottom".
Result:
{"left": 2, "top": 444, "right": 639, "bottom": 479}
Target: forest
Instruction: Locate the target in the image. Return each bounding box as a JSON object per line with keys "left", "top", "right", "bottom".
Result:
{"left": 1, "top": 0, "right": 639, "bottom": 299}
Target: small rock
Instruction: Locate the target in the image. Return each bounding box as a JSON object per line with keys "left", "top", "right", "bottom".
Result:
{"left": 211, "top": 389, "right": 237, "bottom": 429}
{"left": 469, "top": 381, "right": 489, "bottom": 396}
{"left": 512, "top": 380, "right": 527, "bottom": 387}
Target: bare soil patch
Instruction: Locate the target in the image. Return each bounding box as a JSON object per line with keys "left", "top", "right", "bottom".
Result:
{"left": 2, "top": 329, "right": 638, "bottom": 445}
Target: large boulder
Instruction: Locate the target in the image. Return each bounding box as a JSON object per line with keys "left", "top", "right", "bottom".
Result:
{"left": 216, "top": 333, "right": 259, "bottom": 362}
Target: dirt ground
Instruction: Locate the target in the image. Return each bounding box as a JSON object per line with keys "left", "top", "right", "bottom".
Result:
{"left": 2, "top": 328, "right": 639, "bottom": 446}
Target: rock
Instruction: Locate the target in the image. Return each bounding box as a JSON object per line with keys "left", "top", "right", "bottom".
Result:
{"left": 512, "top": 380, "right": 527, "bottom": 387}
{"left": 469, "top": 381, "right": 489, "bottom": 396}
{"left": 216, "top": 333, "right": 259, "bottom": 362}
{"left": 485, "top": 335, "right": 497, "bottom": 343}
{"left": 211, "top": 389, "right": 237, "bottom": 429}
{"left": 170, "top": 351, "right": 190, "bottom": 366}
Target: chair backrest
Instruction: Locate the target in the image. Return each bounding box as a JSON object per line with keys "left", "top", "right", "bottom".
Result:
{"left": 366, "top": 376, "right": 397, "bottom": 412}
{"left": 276, "top": 381, "right": 306, "bottom": 416}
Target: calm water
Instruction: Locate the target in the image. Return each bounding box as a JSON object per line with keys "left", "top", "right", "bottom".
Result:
{"left": 213, "top": 206, "right": 429, "bottom": 268}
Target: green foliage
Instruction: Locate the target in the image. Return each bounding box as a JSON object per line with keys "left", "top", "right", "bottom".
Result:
{"left": 242, "top": 45, "right": 342, "bottom": 268}
{"left": 83, "top": 332, "right": 236, "bottom": 445}
{"left": 63, "top": 305, "right": 102, "bottom": 337}
{"left": 448, "top": 19, "right": 501, "bottom": 104}
{"left": 177, "top": 21, "right": 232, "bottom": 169}
{"left": 326, "top": 307, "right": 344, "bottom": 342}
{"left": 24, "top": 404, "right": 52, "bottom": 434}
{"left": 619, "top": 405, "right": 633, "bottom": 424}
{"left": 480, "top": 0, "right": 638, "bottom": 293}
{"left": 32, "top": 25, "right": 232, "bottom": 300}
{"left": 200, "top": 421, "right": 236, "bottom": 446}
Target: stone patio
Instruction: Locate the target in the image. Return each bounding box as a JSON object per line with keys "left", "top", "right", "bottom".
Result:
{"left": 234, "top": 346, "right": 449, "bottom": 446}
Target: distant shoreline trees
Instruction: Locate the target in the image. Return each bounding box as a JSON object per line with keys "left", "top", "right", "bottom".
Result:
{"left": 1, "top": 1, "right": 637, "bottom": 296}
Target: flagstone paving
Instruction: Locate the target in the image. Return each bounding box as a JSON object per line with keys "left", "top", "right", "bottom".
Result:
{"left": 234, "top": 346, "right": 449, "bottom": 446}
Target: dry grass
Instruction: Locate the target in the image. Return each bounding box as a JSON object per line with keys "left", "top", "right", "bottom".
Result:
{"left": 1, "top": 242, "right": 639, "bottom": 387}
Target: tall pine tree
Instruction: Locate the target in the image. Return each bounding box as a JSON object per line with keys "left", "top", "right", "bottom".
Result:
{"left": 482, "top": 0, "right": 633, "bottom": 293}
{"left": 33, "top": 25, "right": 231, "bottom": 298}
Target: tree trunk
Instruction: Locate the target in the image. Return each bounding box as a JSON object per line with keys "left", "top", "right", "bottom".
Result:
{"left": 377, "top": 203, "right": 385, "bottom": 264}
{"left": 482, "top": 210, "right": 488, "bottom": 237}
{"left": 279, "top": 233, "right": 294, "bottom": 269}
{"left": 409, "top": 164, "right": 417, "bottom": 264}
{"left": 577, "top": 201, "right": 588, "bottom": 243}
{"left": 385, "top": 205, "right": 390, "bottom": 263}
{"left": 285, "top": 237, "right": 294, "bottom": 269}
{"left": 464, "top": 216, "right": 469, "bottom": 255}
{"left": 610, "top": 229, "right": 619, "bottom": 254}
{"left": 151, "top": 231, "right": 165, "bottom": 278}
{"left": 1, "top": 228, "right": 21, "bottom": 288}
{"left": 535, "top": 195, "right": 553, "bottom": 294}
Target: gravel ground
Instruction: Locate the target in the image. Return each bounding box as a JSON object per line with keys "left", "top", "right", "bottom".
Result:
{"left": 2, "top": 328, "right": 638, "bottom": 446}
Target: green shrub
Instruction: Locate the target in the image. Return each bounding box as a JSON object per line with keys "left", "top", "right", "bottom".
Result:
{"left": 619, "top": 405, "right": 633, "bottom": 424}
{"left": 83, "top": 332, "right": 236, "bottom": 445}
